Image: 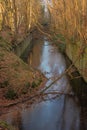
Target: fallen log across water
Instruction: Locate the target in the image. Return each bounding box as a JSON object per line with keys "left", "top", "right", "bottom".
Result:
{"left": 0, "top": 88, "right": 74, "bottom": 109}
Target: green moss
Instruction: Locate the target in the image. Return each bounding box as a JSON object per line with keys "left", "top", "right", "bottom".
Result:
{"left": 31, "top": 81, "right": 37, "bottom": 88}
{"left": 58, "top": 43, "right": 66, "bottom": 53}
{"left": 0, "top": 121, "right": 15, "bottom": 130}
{"left": 0, "top": 53, "right": 4, "bottom": 58}
{"left": 53, "top": 33, "right": 66, "bottom": 43}
{"left": 31, "top": 78, "right": 42, "bottom": 88}
{"left": 25, "top": 82, "right": 30, "bottom": 88}
{"left": 36, "top": 78, "right": 42, "bottom": 86}
{"left": 0, "top": 39, "right": 12, "bottom": 51}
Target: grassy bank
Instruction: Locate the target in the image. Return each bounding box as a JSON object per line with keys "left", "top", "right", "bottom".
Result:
{"left": 0, "top": 36, "right": 45, "bottom": 107}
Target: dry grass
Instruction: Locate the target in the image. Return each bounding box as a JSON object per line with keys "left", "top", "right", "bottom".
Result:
{"left": 0, "top": 38, "right": 45, "bottom": 106}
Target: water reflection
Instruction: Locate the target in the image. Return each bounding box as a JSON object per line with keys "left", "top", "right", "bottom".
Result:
{"left": 0, "top": 38, "right": 81, "bottom": 130}
{"left": 20, "top": 95, "right": 80, "bottom": 130}
{"left": 39, "top": 40, "right": 66, "bottom": 78}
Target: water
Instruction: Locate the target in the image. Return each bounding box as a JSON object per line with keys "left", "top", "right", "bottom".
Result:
{"left": 0, "top": 38, "right": 81, "bottom": 130}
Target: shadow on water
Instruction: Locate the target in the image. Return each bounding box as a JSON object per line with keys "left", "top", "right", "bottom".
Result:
{"left": 65, "top": 55, "right": 87, "bottom": 130}
{"left": 0, "top": 37, "right": 86, "bottom": 130}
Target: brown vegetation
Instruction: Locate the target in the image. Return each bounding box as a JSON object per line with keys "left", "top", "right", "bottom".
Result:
{"left": 0, "top": 37, "right": 46, "bottom": 106}
{"left": 0, "top": 0, "right": 45, "bottom": 105}
{"left": 48, "top": 0, "right": 87, "bottom": 46}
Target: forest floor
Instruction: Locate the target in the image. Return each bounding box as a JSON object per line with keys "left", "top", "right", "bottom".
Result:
{"left": 0, "top": 28, "right": 46, "bottom": 110}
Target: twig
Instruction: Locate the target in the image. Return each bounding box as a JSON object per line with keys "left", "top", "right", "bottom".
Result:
{"left": 41, "top": 91, "right": 74, "bottom": 96}
{"left": 41, "top": 50, "right": 82, "bottom": 93}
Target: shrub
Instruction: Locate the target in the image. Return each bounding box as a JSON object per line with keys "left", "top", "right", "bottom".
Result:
{"left": 22, "top": 88, "right": 27, "bottom": 94}
{"left": 25, "top": 82, "right": 30, "bottom": 89}
{"left": 31, "top": 81, "right": 37, "bottom": 88}
{"left": 5, "top": 89, "right": 18, "bottom": 100}
{"left": 22, "top": 82, "right": 30, "bottom": 94}
{"left": 0, "top": 80, "right": 9, "bottom": 88}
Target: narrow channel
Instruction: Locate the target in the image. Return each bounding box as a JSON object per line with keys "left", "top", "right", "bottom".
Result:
{"left": 0, "top": 37, "right": 81, "bottom": 130}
